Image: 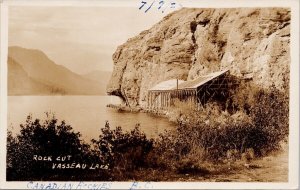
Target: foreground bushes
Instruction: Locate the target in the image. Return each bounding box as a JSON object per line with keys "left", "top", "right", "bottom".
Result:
{"left": 7, "top": 115, "right": 154, "bottom": 181}
{"left": 155, "top": 82, "right": 289, "bottom": 170}
{"left": 91, "top": 122, "right": 153, "bottom": 180}
{"left": 7, "top": 83, "right": 289, "bottom": 181}
{"left": 7, "top": 114, "right": 102, "bottom": 181}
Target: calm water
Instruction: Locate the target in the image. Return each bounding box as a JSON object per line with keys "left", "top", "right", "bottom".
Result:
{"left": 8, "top": 96, "right": 175, "bottom": 141}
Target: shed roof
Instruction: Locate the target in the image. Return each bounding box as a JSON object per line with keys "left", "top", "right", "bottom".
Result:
{"left": 174, "top": 69, "right": 229, "bottom": 89}
{"left": 148, "top": 69, "right": 229, "bottom": 91}
{"left": 149, "top": 79, "right": 185, "bottom": 91}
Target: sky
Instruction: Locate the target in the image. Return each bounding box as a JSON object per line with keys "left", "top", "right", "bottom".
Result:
{"left": 8, "top": 6, "right": 173, "bottom": 74}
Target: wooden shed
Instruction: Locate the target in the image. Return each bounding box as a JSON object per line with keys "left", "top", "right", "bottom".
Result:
{"left": 147, "top": 69, "right": 236, "bottom": 110}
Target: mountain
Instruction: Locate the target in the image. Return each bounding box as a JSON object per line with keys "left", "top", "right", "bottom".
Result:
{"left": 8, "top": 46, "right": 108, "bottom": 95}
{"left": 8, "top": 57, "right": 52, "bottom": 95}
{"left": 82, "top": 70, "right": 111, "bottom": 86}
{"left": 107, "top": 8, "right": 290, "bottom": 107}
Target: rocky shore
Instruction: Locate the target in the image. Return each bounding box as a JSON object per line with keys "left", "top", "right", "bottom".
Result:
{"left": 106, "top": 103, "right": 171, "bottom": 117}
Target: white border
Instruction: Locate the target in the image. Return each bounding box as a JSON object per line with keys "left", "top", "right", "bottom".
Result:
{"left": 0, "top": 1, "right": 8, "bottom": 189}
{"left": 0, "top": 0, "right": 299, "bottom": 189}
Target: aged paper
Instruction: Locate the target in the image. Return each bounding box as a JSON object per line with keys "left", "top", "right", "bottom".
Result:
{"left": 0, "top": 0, "right": 299, "bottom": 189}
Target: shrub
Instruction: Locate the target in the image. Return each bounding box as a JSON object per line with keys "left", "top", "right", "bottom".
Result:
{"left": 155, "top": 82, "right": 289, "bottom": 169}
{"left": 91, "top": 122, "right": 154, "bottom": 180}
{"left": 6, "top": 114, "right": 100, "bottom": 181}
{"left": 249, "top": 86, "right": 289, "bottom": 153}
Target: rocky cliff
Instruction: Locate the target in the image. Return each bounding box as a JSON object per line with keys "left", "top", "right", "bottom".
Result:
{"left": 107, "top": 8, "right": 290, "bottom": 107}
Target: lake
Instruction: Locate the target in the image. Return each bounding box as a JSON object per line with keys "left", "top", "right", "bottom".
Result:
{"left": 8, "top": 96, "right": 176, "bottom": 141}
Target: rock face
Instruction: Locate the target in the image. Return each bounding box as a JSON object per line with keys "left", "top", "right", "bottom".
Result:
{"left": 107, "top": 8, "right": 290, "bottom": 107}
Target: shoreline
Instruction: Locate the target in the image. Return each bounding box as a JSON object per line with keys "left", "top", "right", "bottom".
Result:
{"left": 106, "top": 103, "right": 171, "bottom": 118}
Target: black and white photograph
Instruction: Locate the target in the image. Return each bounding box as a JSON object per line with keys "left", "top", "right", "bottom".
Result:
{"left": 0, "top": 0, "right": 299, "bottom": 189}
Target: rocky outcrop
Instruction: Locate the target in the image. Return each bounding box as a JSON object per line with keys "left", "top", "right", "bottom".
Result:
{"left": 107, "top": 8, "right": 290, "bottom": 107}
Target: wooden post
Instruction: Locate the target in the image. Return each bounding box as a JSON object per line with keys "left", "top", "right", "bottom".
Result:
{"left": 154, "top": 92, "right": 156, "bottom": 109}
{"left": 150, "top": 92, "right": 152, "bottom": 109}
{"left": 162, "top": 93, "right": 164, "bottom": 109}
{"left": 147, "top": 92, "right": 149, "bottom": 109}
{"left": 149, "top": 92, "right": 151, "bottom": 109}
{"left": 167, "top": 92, "right": 170, "bottom": 107}
{"left": 166, "top": 92, "right": 168, "bottom": 108}
{"left": 164, "top": 92, "right": 166, "bottom": 108}
{"left": 153, "top": 92, "right": 155, "bottom": 109}
{"left": 151, "top": 92, "right": 153, "bottom": 109}
{"left": 163, "top": 92, "right": 165, "bottom": 108}
{"left": 157, "top": 92, "right": 159, "bottom": 109}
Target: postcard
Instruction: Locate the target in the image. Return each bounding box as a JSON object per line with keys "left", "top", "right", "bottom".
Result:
{"left": 0, "top": 0, "right": 299, "bottom": 189}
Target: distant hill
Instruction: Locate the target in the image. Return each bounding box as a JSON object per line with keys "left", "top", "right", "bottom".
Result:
{"left": 8, "top": 57, "right": 52, "bottom": 95}
{"left": 8, "top": 46, "right": 109, "bottom": 95}
{"left": 82, "top": 70, "right": 111, "bottom": 87}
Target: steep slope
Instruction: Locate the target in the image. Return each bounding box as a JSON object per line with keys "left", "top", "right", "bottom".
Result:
{"left": 82, "top": 70, "right": 111, "bottom": 86}
{"left": 8, "top": 57, "right": 53, "bottom": 95}
{"left": 107, "top": 8, "right": 290, "bottom": 107}
{"left": 8, "top": 46, "right": 106, "bottom": 95}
